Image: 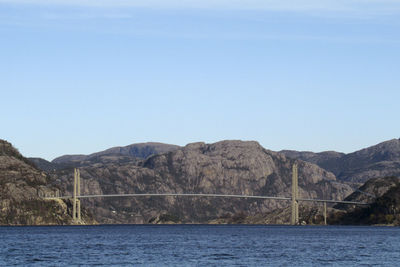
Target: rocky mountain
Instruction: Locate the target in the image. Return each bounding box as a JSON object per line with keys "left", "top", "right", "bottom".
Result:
{"left": 52, "top": 142, "right": 180, "bottom": 165}
{"left": 53, "top": 140, "right": 352, "bottom": 224}
{"left": 29, "top": 142, "right": 179, "bottom": 173}
{"left": 0, "top": 140, "right": 95, "bottom": 225}
{"left": 335, "top": 176, "right": 400, "bottom": 209}
{"left": 281, "top": 138, "right": 400, "bottom": 183}
{"left": 29, "top": 157, "right": 59, "bottom": 172}
{"left": 279, "top": 150, "right": 344, "bottom": 172}
{"left": 331, "top": 176, "right": 400, "bottom": 225}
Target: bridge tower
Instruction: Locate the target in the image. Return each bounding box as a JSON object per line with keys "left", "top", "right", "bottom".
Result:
{"left": 72, "top": 168, "right": 81, "bottom": 224}
{"left": 291, "top": 163, "right": 299, "bottom": 225}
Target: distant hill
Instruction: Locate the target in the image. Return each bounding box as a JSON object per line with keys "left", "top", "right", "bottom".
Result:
{"left": 0, "top": 139, "right": 95, "bottom": 225}
{"left": 281, "top": 138, "right": 400, "bottom": 183}
{"left": 29, "top": 157, "right": 59, "bottom": 172}
{"left": 29, "top": 142, "right": 180, "bottom": 172}
{"left": 51, "top": 142, "right": 180, "bottom": 165}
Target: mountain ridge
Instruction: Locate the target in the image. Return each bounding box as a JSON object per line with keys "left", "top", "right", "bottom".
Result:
{"left": 51, "top": 142, "right": 180, "bottom": 164}
{"left": 280, "top": 138, "right": 400, "bottom": 183}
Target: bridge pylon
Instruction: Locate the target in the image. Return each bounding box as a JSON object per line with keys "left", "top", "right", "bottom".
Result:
{"left": 72, "top": 168, "right": 81, "bottom": 224}
{"left": 291, "top": 163, "right": 299, "bottom": 225}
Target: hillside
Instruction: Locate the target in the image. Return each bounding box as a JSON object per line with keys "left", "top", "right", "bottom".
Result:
{"left": 281, "top": 138, "right": 400, "bottom": 183}
{"left": 0, "top": 140, "right": 95, "bottom": 225}
{"left": 335, "top": 176, "right": 400, "bottom": 210}
{"left": 52, "top": 142, "right": 180, "bottom": 165}
{"left": 29, "top": 157, "right": 59, "bottom": 172}
{"left": 331, "top": 177, "right": 400, "bottom": 225}
{"left": 52, "top": 140, "right": 352, "bottom": 224}
{"left": 279, "top": 150, "right": 344, "bottom": 173}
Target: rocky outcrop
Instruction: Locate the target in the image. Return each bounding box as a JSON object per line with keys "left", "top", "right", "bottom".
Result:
{"left": 54, "top": 140, "right": 352, "bottom": 224}
{"left": 335, "top": 176, "right": 400, "bottom": 210}
{"left": 330, "top": 177, "right": 400, "bottom": 225}
{"left": 0, "top": 140, "right": 95, "bottom": 225}
{"left": 281, "top": 138, "right": 400, "bottom": 183}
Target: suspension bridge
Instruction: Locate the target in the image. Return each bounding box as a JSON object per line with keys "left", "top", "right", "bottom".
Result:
{"left": 44, "top": 164, "right": 370, "bottom": 225}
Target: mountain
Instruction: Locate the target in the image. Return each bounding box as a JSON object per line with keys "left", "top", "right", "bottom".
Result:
{"left": 333, "top": 139, "right": 400, "bottom": 183}
{"left": 29, "top": 157, "right": 60, "bottom": 172}
{"left": 52, "top": 140, "right": 352, "bottom": 224}
{"left": 331, "top": 176, "right": 400, "bottom": 225}
{"left": 52, "top": 142, "right": 180, "bottom": 165}
{"left": 28, "top": 142, "right": 180, "bottom": 173}
{"left": 281, "top": 138, "right": 400, "bottom": 183}
{"left": 334, "top": 176, "right": 400, "bottom": 210}
{"left": 279, "top": 150, "right": 344, "bottom": 172}
{"left": 0, "top": 140, "right": 95, "bottom": 225}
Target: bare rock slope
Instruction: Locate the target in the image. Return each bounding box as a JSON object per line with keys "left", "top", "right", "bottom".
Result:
{"left": 281, "top": 138, "right": 400, "bottom": 183}
{"left": 0, "top": 140, "right": 94, "bottom": 225}
{"left": 331, "top": 176, "right": 400, "bottom": 225}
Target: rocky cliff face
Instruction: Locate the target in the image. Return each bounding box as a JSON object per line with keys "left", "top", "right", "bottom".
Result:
{"left": 331, "top": 177, "right": 400, "bottom": 225}
{"left": 53, "top": 140, "right": 352, "bottom": 224}
{"left": 281, "top": 139, "right": 400, "bottom": 183}
{"left": 336, "top": 176, "right": 400, "bottom": 209}
{"left": 0, "top": 140, "right": 94, "bottom": 225}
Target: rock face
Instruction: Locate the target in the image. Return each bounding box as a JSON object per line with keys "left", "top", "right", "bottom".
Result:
{"left": 0, "top": 140, "right": 94, "bottom": 225}
{"left": 336, "top": 176, "right": 400, "bottom": 209}
{"left": 210, "top": 204, "right": 327, "bottom": 225}
{"left": 54, "top": 140, "right": 352, "bottom": 224}
{"left": 331, "top": 177, "right": 400, "bottom": 225}
{"left": 281, "top": 138, "right": 400, "bottom": 183}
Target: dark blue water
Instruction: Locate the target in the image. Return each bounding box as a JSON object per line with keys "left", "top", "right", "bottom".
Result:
{"left": 1, "top": 225, "right": 399, "bottom": 266}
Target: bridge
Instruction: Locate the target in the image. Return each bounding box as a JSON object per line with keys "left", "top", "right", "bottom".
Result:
{"left": 44, "top": 164, "right": 370, "bottom": 225}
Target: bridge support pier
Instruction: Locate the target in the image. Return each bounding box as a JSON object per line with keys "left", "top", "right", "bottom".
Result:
{"left": 291, "top": 163, "right": 299, "bottom": 225}
{"left": 323, "top": 201, "right": 327, "bottom": 225}
{"left": 72, "top": 168, "right": 81, "bottom": 224}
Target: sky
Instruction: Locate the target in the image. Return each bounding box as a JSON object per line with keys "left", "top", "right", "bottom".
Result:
{"left": 1, "top": 0, "right": 400, "bottom": 160}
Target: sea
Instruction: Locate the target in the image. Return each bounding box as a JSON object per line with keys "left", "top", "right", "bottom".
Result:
{"left": 0, "top": 225, "right": 399, "bottom": 266}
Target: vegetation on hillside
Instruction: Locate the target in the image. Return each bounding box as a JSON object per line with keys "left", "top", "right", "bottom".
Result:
{"left": 330, "top": 178, "right": 400, "bottom": 226}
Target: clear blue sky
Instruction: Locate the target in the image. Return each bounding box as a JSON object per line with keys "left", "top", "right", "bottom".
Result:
{"left": 1, "top": 1, "right": 400, "bottom": 160}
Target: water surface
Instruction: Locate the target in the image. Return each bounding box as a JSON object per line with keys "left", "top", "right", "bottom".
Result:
{"left": 0, "top": 225, "right": 399, "bottom": 266}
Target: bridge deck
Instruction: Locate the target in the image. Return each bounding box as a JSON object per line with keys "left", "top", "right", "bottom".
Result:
{"left": 44, "top": 193, "right": 369, "bottom": 205}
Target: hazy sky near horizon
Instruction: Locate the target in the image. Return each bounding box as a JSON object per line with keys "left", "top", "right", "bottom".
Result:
{"left": 1, "top": 0, "right": 400, "bottom": 160}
